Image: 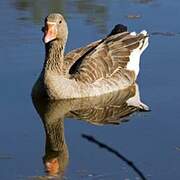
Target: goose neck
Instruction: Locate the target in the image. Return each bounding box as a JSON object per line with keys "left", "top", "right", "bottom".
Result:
{"left": 44, "top": 40, "right": 65, "bottom": 74}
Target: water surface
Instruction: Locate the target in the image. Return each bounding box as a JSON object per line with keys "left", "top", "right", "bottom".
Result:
{"left": 0, "top": 0, "right": 180, "bottom": 179}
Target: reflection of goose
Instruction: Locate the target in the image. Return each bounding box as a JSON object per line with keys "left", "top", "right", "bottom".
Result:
{"left": 33, "top": 99, "right": 69, "bottom": 177}
{"left": 32, "top": 84, "right": 149, "bottom": 176}
{"left": 66, "top": 84, "right": 149, "bottom": 125}
{"left": 32, "top": 13, "right": 149, "bottom": 99}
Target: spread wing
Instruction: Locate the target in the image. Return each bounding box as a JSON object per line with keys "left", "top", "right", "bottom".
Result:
{"left": 63, "top": 39, "right": 101, "bottom": 75}
{"left": 69, "top": 31, "right": 148, "bottom": 83}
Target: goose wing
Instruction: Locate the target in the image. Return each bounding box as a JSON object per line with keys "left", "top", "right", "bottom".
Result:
{"left": 69, "top": 30, "right": 148, "bottom": 83}
{"left": 63, "top": 40, "right": 101, "bottom": 75}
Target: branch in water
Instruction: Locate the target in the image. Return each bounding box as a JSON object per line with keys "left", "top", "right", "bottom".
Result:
{"left": 82, "top": 134, "right": 147, "bottom": 180}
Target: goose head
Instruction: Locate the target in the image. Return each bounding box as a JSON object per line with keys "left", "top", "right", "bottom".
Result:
{"left": 42, "top": 13, "right": 68, "bottom": 45}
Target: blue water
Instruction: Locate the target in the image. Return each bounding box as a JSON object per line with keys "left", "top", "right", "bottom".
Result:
{"left": 0, "top": 0, "right": 180, "bottom": 179}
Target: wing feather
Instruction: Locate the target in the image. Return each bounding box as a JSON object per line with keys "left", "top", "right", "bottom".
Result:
{"left": 67, "top": 30, "right": 148, "bottom": 84}
{"left": 63, "top": 39, "right": 101, "bottom": 75}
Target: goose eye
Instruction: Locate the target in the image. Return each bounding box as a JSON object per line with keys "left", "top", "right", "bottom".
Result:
{"left": 59, "top": 20, "right": 62, "bottom": 24}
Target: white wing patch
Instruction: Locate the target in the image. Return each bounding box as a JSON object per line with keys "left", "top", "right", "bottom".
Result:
{"left": 127, "top": 30, "right": 149, "bottom": 78}
{"left": 127, "top": 49, "right": 141, "bottom": 77}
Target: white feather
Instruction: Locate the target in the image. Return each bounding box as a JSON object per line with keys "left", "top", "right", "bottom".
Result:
{"left": 130, "top": 32, "right": 137, "bottom": 36}
{"left": 127, "top": 30, "right": 149, "bottom": 78}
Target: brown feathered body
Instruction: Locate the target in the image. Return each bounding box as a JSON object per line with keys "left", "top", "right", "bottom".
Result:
{"left": 32, "top": 13, "right": 149, "bottom": 100}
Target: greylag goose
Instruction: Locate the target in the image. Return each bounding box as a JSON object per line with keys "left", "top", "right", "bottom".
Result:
{"left": 32, "top": 13, "right": 149, "bottom": 99}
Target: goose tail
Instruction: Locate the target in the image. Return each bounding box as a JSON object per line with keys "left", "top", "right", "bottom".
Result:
{"left": 127, "top": 30, "right": 149, "bottom": 79}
